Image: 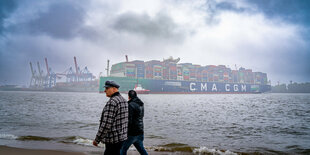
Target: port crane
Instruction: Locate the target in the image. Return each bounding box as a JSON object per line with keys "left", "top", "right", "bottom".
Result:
{"left": 29, "top": 56, "right": 95, "bottom": 88}
{"left": 29, "top": 62, "right": 38, "bottom": 88}
{"left": 55, "top": 56, "right": 95, "bottom": 82}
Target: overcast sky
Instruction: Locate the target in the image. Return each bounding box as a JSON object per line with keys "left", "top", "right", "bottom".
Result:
{"left": 0, "top": 0, "right": 309, "bottom": 86}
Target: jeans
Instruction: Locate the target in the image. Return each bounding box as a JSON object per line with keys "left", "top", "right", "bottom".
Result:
{"left": 104, "top": 141, "right": 124, "bottom": 155}
{"left": 120, "top": 135, "right": 148, "bottom": 155}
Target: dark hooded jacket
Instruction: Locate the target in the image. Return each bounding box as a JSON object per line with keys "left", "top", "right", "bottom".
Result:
{"left": 128, "top": 97, "right": 144, "bottom": 136}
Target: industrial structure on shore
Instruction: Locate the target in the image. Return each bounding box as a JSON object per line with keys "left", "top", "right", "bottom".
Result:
{"left": 29, "top": 57, "right": 97, "bottom": 92}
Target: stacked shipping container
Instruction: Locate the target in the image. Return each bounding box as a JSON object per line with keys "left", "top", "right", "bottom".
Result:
{"left": 131, "top": 60, "right": 145, "bottom": 78}
{"left": 109, "top": 58, "right": 268, "bottom": 85}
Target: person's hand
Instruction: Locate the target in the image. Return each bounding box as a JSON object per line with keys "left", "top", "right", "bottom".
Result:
{"left": 93, "top": 140, "right": 98, "bottom": 147}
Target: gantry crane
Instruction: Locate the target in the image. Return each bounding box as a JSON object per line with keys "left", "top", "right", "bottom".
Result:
{"left": 29, "top": 56, "right": 96, "bottom": 88}
{"left": 44, "top": 58, "right": 57, "bottom": 88}
{"left": 29, "top": 62, "right": 37, "bottom": 87}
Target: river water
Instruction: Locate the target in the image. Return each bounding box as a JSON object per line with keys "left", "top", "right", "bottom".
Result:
{"left": 0, "top": 91, "right": 309, "bottom": 154}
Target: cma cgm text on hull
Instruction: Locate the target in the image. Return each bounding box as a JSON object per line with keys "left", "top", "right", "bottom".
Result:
{"left": 99, "top": 77, "right": 271, "bottom": 94}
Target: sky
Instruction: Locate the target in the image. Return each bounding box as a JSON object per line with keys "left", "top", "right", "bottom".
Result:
{"left": 0, "top": 0, "right": 309, "bottom": 86}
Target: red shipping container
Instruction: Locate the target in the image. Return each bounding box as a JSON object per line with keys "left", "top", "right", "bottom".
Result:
{"left": 183, "top": 75, "right": 189, "bottom": 80}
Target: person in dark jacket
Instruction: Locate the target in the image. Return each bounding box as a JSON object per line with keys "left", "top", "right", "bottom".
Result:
{"left": 121, "top": 90, "right": 148, "bottom": 155}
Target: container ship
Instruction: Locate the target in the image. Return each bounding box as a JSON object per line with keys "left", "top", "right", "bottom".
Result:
{"left": 99, "top": 57, "right": 271, "bottom": 94}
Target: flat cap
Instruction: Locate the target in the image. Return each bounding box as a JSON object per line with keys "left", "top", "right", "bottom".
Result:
{"left": 104, "top": 80, "right": 120, "bottom": 88}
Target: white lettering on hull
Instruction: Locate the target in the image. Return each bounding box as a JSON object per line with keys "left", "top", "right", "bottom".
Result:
{"left": 234, "top": 84, "right": 238, "bottom": 92}
{"left": 188, "top": 83, "right": 247, "bottom": 92}
{"left": 212, "top": 83, "right": 217, "bottom": 91}
{"left": 225, "top": 84, "right": 230, "bottom": 91}
{"left": 190, "top": 83, "right": 196, "bottom": 91}
{"left": 241, "top": 85, "right": 246, "bottom": 92}
{"left": 201, "top": 83, "right": 207, "bottom": 91}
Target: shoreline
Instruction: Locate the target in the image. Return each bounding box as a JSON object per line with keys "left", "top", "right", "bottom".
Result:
{"left": 0, "top": 145, "right": 85, "bottom": 155}
{"left": 0, "top": 145, "right": 194, "bottom": 155}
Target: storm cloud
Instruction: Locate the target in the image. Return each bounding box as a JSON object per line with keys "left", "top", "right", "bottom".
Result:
{"left": 27, "top": 2, "right": 86, "bottom": 39}
{"left": 0, "top": 0, "right": 309, "bottom": 85}
{"left": 5, "top": 1, "right": 87, "bottom": 39}
{"left": 113, "top": 12, "right": 186, "bottom": 42}
{"left": 0, "top": 0, "right": 17, "bottom": 35}
{"left": 246, "top": 0, "right": 310, "bottom": 26}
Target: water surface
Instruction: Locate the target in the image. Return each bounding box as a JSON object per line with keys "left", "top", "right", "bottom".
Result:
{"left": 0, "top": 91, "right": 309, "bottom": 154}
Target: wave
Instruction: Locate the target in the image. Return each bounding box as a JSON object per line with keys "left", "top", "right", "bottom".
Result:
{"left": 1, "top": 134, "right": 237, "bottom": 154}
{"left": 0, "top": 133, "right": 18, "bottom": 140}
{"left": 146, "top": 135, "right": 166, "bottom": 139}
{"left": 193, "top": 147, "right": 237, "bottom": 155}
{"left": 155, "top": 143, "right": 195, "bottom": 152}
{"left": 57, "top": 136, "right": 105, "bottom": 147}
{"left": 18, "top": 135, "right": 53, "bottom": 141}
{"left": 61, "top": 136, "right": 104, "bottom": 147}
{"left": 0, "top": 134, "right": 54, "bottom": 141}
{"left": 147, "top": 143, "right": 238, "bottom": 154}
{"left": 0, "top": 133, "right": 104, "bottom": 147}
{"left": 4, "top": 133, "right": 301, "bottom": 154}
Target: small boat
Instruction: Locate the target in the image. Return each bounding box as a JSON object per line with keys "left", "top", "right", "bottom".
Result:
{"left": 134, "top": 84, "right": 150, "bottom": 94}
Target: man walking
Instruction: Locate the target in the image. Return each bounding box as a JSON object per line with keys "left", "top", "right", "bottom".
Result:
{"left": 121, "top": 90, "right": 148, "bottom": 155}
{"left": 93, "top": 81, "right": 128, "bottom": 155}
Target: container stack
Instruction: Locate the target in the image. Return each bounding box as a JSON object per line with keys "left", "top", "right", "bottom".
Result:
{"left": 254, "top": 72, "right": 262, "bottom": 84}
{"left": 109, "top": 57, "right": 268, "bottom": 85}
{"left": 162, "top": 60, "right": 177, "bottom": 80}
{"left": 201, "top": 67, "right": 208, "bottom": 82}
{"left": 145, "top": 60, "right": 161, "bottom": 79}
{"left": 169, "top": 64, "right": 177, "bottom": 80}
{"left": 217, "top": 65, "right": 226, "bottom": 82}
{"left": 231, "top": 70, "right": 236, "bottom": 83}
{"left": 244, "top": 69, "right": 254, "bottom": 84}
{"left": 132, "top": 60, "right": 145, "bottom": 79}
{"left": 110, "top": 62, "right": 126, "bottom": 77}
{"left": 189, "top": 65, "right": 197, "bottom": 81}
{"left": 262, "top": 73, "right": 267, "bottom": 85}
{"left": 206, "top": 65, "right": 217, "bottom": 82}
{"left": 179, "top": 63, "right": 192, "bottom": 81}
{"left": 177, "top": 65, "right": 183, "bottom": 80}
{"left": 253, "top": 72, "right": 268, "bottom": 85}
{"left": 238, "top": 67, "right": 245, "bottom": 83}
{"left": 125, "top": 63, "right": 136, "bottom": 78}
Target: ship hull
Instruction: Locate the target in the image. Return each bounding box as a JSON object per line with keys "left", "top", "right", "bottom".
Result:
{"left": 99, "top": 77, "right": 271, "bottom": 94}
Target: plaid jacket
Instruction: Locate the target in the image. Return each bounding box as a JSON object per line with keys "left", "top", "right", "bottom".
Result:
{"left": 95, "top": 92, "right": 128, "bottom": 144}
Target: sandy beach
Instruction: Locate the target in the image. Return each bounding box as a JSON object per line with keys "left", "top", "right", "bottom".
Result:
{"left": 0, "top": 145, "right": 193, "bottom": 155}
{"left": 0, "top": 145, "right": 84, "bottom": 155}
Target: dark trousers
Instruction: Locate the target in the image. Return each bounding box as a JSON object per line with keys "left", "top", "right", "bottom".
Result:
{"left": 120, "top": 135, "right": 148, "bottom": 155}
{"left": 104, "top": 141, "right": 124, "bottom": 155}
